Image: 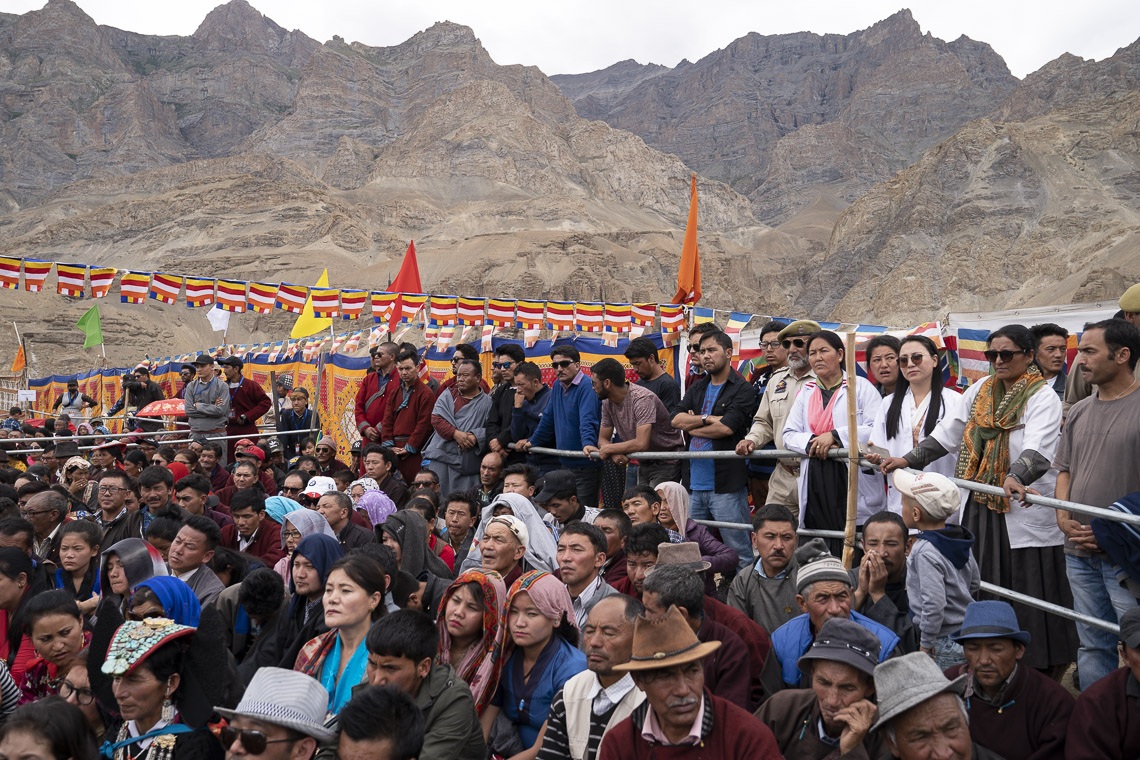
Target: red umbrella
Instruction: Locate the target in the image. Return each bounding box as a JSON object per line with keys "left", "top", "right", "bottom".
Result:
{"left": 135, "top": 398, "right": 185, "bottom": 417}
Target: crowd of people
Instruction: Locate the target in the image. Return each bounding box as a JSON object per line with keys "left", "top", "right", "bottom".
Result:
{"left": 1, "top": 286, "right": 1140, "bottom": 759}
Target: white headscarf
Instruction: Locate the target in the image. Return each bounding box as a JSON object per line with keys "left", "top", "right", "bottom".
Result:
{"left": 463, "top": 492, "right": 557, "bottom": 573}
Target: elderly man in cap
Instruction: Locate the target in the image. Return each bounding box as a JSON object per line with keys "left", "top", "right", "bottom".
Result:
{"left": 872, "top": 652, "right": 1001, "bottom": 760}
{"left": 1066, "top": 605, "right": 1140, "bottom": 758}
{"left": 539, "top": 594, "right": 646, "bottom": 760}
{"left": 184, "top": 354, "right": 231, "bottom": 462}
{"left": 216, "top": 666, "right": 333, "bottom": 759}
{"left": 736, "top": 318, "right": 820, "bottom": 516}
{"left": 756, "top": 617, "right": 889, "bottom": 759}
{"left": 943, "top": 600, "right": 1073, "bottom": 760}
{"left": 772, "top": 539, "right": 900, "bottom": 688}
{"left": 220, "top": 355, "right": 271, "bottom": 462}
{"left": 598, "top": 604, "right": 781, "bottom": 758}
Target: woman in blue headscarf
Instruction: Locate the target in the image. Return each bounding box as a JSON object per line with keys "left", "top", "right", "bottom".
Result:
{"left": 274, "top": 534, "right": 343, "bottom": 670}
{"left": 263, "top": 495, "right": 301, "bottom": 528}
{"left": 128, "top": 577, "right": 202, "bottom": 627}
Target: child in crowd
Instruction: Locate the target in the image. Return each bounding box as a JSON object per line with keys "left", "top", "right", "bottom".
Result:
{"left": 53, "top": 521, "right": 101, "bottom": 619}
{"left": 895, "top": 470, "right": 980, "bottom": 669}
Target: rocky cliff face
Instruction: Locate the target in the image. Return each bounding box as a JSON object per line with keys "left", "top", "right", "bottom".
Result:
{"left": 553, "top": 10, "right": 1017, "bottom": 223}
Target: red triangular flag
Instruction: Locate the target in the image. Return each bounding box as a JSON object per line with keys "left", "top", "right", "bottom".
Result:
{"left": 388, "top": 241, "right": 422, "bottom": 294}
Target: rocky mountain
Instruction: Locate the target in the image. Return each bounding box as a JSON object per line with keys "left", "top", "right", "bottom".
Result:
{"left": 552, "top": 10, "right": 1018, "bottom": 223}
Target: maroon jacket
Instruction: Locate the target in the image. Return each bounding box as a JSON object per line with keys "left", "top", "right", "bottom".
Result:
{"left": 220, "top": 519, "right": 285, "bottom": 566}
{"left": 381, "top": 380, "right": 435, "bottom": 452}
{"left": 1067, "top": 667, "right": 1140, "bottom": 759}
{"left": 599, "top": 689, "right": 782, "bottom": 760}
{"left": 227, "top": 378, "right": 272, "bottom": 439}
{"left": 698, "top": 617, "right": 751, "bottom": 711}
{"left": 354, "top": 368, "right": 399, "bottom": 434}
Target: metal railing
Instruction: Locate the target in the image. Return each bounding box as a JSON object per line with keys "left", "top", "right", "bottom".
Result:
{"left": 3, "top": 428, "right": 323, "bottom": 453}
{"left": 523, "top": 444, "right": 1125, "bottom": 634}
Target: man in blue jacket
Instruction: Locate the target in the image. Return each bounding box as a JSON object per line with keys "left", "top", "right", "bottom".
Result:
{"left": 771, "top": 539, "right": 900, "bottom": 688}
{"left": 517, "top": 345, "right": 602, "bottom": 507}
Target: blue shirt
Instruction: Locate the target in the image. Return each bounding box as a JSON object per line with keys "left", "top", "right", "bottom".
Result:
{"left": 495, "top": 636, "right": 586, "bottom": 748}
{"left": 688, "top": 382, "right": 723, "bottom": 491}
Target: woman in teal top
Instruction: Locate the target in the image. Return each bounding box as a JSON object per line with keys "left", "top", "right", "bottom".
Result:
{"left": 293, "top": 555, "right": 385, "bottom": 713}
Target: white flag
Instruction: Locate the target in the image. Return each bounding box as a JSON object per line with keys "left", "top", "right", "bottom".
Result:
{"left": 206, "top": 305, "right": 230, "bottom": 333}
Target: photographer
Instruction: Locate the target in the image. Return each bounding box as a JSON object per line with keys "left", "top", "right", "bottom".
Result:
{"left": 107, "top": 364, "right": 166, "bottom": 432}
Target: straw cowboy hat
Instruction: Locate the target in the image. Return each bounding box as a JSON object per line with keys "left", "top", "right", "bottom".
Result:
{"left": 615, "top": 605, "right": 721, "bottom": 672}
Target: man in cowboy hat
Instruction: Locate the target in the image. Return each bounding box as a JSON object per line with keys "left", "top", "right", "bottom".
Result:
{"left": 872, "top": 652, "right": 1002, "bottom": 760}
{"left": 598, "top": 604, "right": 781, "bottom": 758}
{"left": 756, "top": 617, "right": 889, "bottom": 759}
{"left": 945, "top": 601, "right": 1074, "bottom": 759}
{"left": 216, "top": 666, "right": 334, "bottom": 759}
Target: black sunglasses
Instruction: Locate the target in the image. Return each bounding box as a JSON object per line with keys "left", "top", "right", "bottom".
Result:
{"left": 781, "top": 338, "right": 807, "bottom": 349}
{"left": 551, "top": 360, "right": 575, "bottom": 369}
{"left": 219, "top": 727, "right": 296, "bottom": 755}
{"left": 491, "top": 361, "right": 514, "bottom": 369}
{"left": 983, "top": 349, "right": 1026, "bottom": 363}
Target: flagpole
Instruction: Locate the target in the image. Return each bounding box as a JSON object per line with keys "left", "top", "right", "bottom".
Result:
{"left": 12, "top": 322, "right": 26, "bottom": 390}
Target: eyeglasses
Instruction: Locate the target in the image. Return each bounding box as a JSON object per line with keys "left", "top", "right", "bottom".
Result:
{"left": 551, "top": 360, "right": 575, "bottom": 369}
{"left": 782, "top": 338, "right": 807, "bottom": 349}
{"left": 983, "top": 349, "right": 1027, "bottom": 363}
{"left": 19, "top": 509, "right": 53, "bottom": 517}
{"left": 897, "top": 353, "right": 929, "bottom": 367}
{"left": 281, "top": 486, "right": 301, "bottom": 495}
{"left": 58, "top": 681, "right": 95, "bottom": 705}
{"left": 283, "top": 530, "right": 303, "bottom": 540}
{"left": 151, "top": 459, "right": 166, "bottom": 465}
{"left": 491, "top": 361, "right": 514, "bottom": 369}
{"left": 760, "top": 341, "right": 783, "bottom": 350}
{"left": 97, "top": 485, "right": 126, "bottom": 494}
{"left": 219, "top": 727, "right": 296, "bottom": 755}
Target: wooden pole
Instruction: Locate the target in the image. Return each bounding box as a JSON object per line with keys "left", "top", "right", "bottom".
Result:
{"left": 842, "top": 327, "right": 859, "bottom": 569}
{"left": 268, "top": 370, "right": 281, "bottom": 432}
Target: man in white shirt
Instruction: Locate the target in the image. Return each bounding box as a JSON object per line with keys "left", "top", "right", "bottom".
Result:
{"left": 538, "top": 595, "right": 645, "bottom": 760}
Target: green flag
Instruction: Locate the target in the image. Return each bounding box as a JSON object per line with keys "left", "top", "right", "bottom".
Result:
{"left": 75, "top": 305, "right": 103, "bottom": 349}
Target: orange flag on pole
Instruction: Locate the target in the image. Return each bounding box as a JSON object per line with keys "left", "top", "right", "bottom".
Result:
{"left": 10, "top": 344, "right": 25, "bottom": 373}
{"left": 671, "top": 173, "right": 701, "bottom": 305}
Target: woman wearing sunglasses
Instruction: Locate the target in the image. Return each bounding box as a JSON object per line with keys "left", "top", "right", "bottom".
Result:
{"left": 783, "top": 330, "right": 884, "bottom": 553}
{"left": 879, "top": 323, "right": 1074, "bottom": 673}
{"left": 867, "top": 335, "right": 966, "bottom": 515}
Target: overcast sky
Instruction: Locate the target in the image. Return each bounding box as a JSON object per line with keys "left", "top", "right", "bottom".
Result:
{"left": 2, "top": 0, "right": 1138, "bottom": 79}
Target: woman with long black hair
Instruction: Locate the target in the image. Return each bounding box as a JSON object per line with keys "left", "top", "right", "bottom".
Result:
{"left": 867, "top": 334, "right": 966, "bottom": 516}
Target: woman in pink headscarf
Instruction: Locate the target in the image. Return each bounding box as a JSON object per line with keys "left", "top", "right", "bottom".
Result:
{"left": 480, "top": 571, "right": 587, "bottom": 758}
{"left": 655, "top": 480, "right": 738, "bottom": 594}
{"left": 436, "top": 570, "right": 508, "bottom": 715}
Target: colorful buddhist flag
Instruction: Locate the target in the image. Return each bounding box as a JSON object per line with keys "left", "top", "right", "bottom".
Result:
{"left": 340, "top": 290, "right": 366, "bottom": 320}
{"left": 0, "top": 257, "right": 19, "bottom": 289}
{"left": 56, "top": 263, "right": 87, "bottom": 298}
{"left": 89, "top": 267, "right": 116, "bottom": 299}
{"left": 120, "top": 271, "right": 151, "bottom": 304}
{"left": 516, "top": 300, "right": 546, "bottom": 330}
{"left": 672, "top": 173, "right": 701, "bottom": 305}
{"left": 149, "top": 273, "right": 182, "bottom": 304}
{"left": 604, "top": 303, "right": 632, "bottom": 333}
{"left": 437, "top": 326, "right": 456, "bottom": 351}
{"left": 660, "top": 304, "right": 686, "bottom": 333}
{"left": 371, "top": 292, "right": 398, "bottom": 324}
{"left": 22, "top": 260, "right": 52, "bottom": 292}
{"left": 247, "top": 282, "right": 277, "bottom": 313}
{"left": 724, "top": 311, "right": 752, "bottom": 357}
{"left": 481, "top": 324, "right": 495, "bottom": 353}
{"left": 457, "top": 297, "right": 486, "bottom": 325}
{"left": 429, "top": 296, "right": 458, "bottom": 326}
{"left": 546, "top": 301, "right": 576, "bottom": 331}
{"left": 631, "top": 303, "right": 657, "bottom": 327}
{"left": 693, "top": 306, "right": 715, "bottom": 324}
{"left": 276, "top": 283, "right": 309, "bottom": 315}
{"left": 342, "top": 331, "right": 363, "bottom": 353}
{"left": 397, "top": 293, "right": 428, "bottom": 324}
{"left": 216, "top": 280, "right": 248, "bottom": 312}
{"left": 575, "top": 302, "right": 604, "bottom": 332}
{"left": 184, "top": 277, "right": 216, "bottom": 307}
{"left": 487, "top": 299, "right": 516, "bottom": 328}
{"left": 311, "top": 287, "right": 342, "bottom": 319}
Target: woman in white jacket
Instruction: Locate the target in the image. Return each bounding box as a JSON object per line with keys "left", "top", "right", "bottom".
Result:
{"left": 879, "top": 324, "right": 1075, "bottom": 672}
{"left": 783, "top": 330, "right": 883, "bottom": 553}
{"left": 867, "top": 334, "right": 967, "bottom": 519}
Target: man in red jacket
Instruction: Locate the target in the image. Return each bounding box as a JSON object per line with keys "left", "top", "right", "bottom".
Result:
{"left": 219, "top": 356, "right": 271, "bottom": 462}
{"left": 381, "top": 348, "right": 436, "bottom": 485}
{"left": 220, "top": 488, "right": 284, "bottom": 566}
{"left": 599, "top": 605, "right": 781, "bottom": 759}
{"left": 354, "top": 342, "right": 400, "bottom": 447}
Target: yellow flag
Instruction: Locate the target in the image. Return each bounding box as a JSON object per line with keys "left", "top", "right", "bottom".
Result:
{"left": 10, "top": 343, "right": 25, "bottom": 373}
{"left": 290, "top": 270, "right": 333, "bottom": 339}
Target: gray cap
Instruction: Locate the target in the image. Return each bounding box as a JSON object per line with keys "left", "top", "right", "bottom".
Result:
{"left": 794, "top": 538, "right": 852, "bottom": 594}
{"left": 872, "top": 652, "right": 967, "bottom": 732}
{"left": 797, "top": 617, "right": 881, "bottom": 678}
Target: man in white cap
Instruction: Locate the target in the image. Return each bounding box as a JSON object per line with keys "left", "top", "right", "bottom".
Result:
{"left": 216, "top": 666, "right": 334, "bottom": 759}
{"left": 872, "top": 652, "right": 1001, "bottom": 760}
{"left": 481, "top": 513, "right": 529, "bottom": 588}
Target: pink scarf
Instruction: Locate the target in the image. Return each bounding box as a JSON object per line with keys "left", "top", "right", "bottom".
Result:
{"left": 437, "top": 570, "right": 508, "bottom": 715}
{"left": 507, "top": 571, "right": 578, "bottom": 639}
{"left": 655, "top": 481, "right": 690, "bottom": 533}
{"left": 807, "top": 378, "right": 847, "bottom": 435}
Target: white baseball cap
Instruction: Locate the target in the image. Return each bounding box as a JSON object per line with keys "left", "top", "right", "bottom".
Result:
{"left": 302, "top": 475, "right": 338, "bottom": 500}
{"left": 893, "top": 470, "right": 961, "bottom": 521}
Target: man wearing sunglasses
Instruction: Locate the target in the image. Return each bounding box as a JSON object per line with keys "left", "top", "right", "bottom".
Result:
{"left": 486, "top": 343, "right": 527, "bottom": 466}
{"left": 354, "top": 341, "right": 400, "bottom": 446}
{"left": 737, "top": 320, "right": 820, "bottom": 517}
{"left": 516, "top": 345, "right": 602, "bottom": 507}
{"left": 216, "top": 666, "right": 334, "bottom": 759}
